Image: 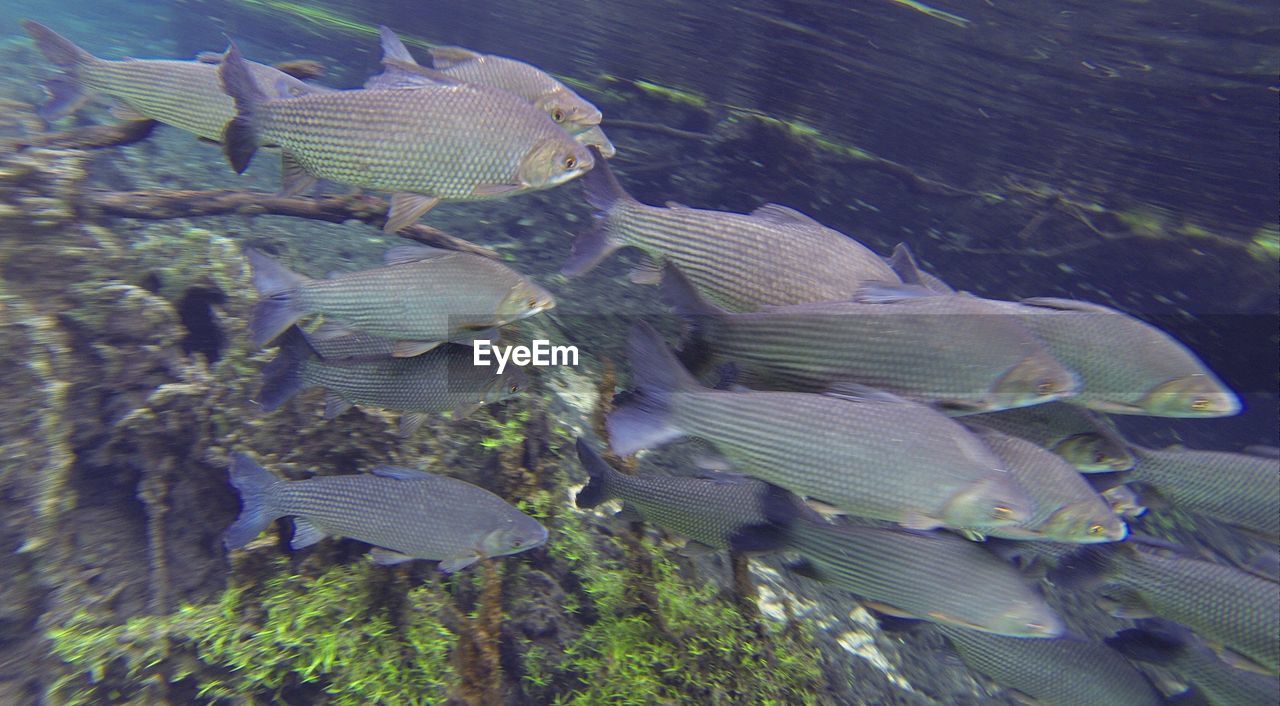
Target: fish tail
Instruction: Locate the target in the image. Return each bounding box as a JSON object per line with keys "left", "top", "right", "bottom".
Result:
{"left": 218, "top": 41, "right": 267, "bottom": 173}
{"left": 1045, "top": 543, "right": 1122, "bottom": 590}
{"left": 561, "top": 154, "right": 634, "bottom": 276}
{"left": 658, "top": 262, "right": 726, "bottom": 342}
{"left": 22, "top": 21, "right": 97, "bottom": 120}
{"left": 223, "top": 453, "right": 281, "bottom": 549}
{"left": 245, "top": 248, "right": 310, "bottom": 346}
{"left": 606, "top": 322, "right": 699, "bottom": 456}
{"left": 256, "top": 326, "right": 319, "bottom": 410}
{"left": 573, "top": 437, "right": 620, "bottom": 509}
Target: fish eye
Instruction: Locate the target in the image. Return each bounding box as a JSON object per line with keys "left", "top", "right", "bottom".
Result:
{"left": 1036, "top": 381, "right": 1055, "bottom": 395}
{"left": 551, "top": 108, "right": 565, "bottom": 123}
{"left": 1190, "top": 397, "right": 1210, "bottom": 411}
{"left": 563, "top": 155, "right": 577, "bottom": 170}
{"left": 1088, "top": 524, "right": 1106, "bottom": 536}
{"left": 1093, "top": 450, "right": 1107, "bottom": 464}
{"left": 990, "top": 505, "right": 1013, "bottom": 520}
{"left": 509, "top": 383, "right": 520, "bottom": 393}
{"left": 526, "top": 296, "right": 539, "bottom": 308}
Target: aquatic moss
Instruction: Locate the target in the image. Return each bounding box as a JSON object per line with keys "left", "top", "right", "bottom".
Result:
{"left": 479, "top": 408, "right": 532, "bottom": 450}
{"left": 534, "top": 492, "right": 827, "bottom": 705}
{"left": 47, "top": 560, "right": 456, "bottom": 705}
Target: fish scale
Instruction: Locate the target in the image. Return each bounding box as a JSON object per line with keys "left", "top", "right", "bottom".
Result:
{"left": 1126, "top": 445, "right": 1279, "bottom": 541}
{"left": 266, "top": 471, "right": 538, "bottom": 562}
{"left": 968, "top": 427, "right": 1125, "bottom": 542}
{"left": 938, "top": 626, "right": 1165, "bottom": 705}
{"left": 296, "top": 344, "right": 519, "bottom": 412}
{"left": 788, "top": 520, "right": 1062, "bottom": 637}
{"left": 662, "top": 267, "right": 1076, "bottom": 411}
{"left": 1110, "top": 548, "right": 1280, "bottom": 674}
{"left": 252, "top": 84, "right": 577, "bottom": 198}
{"left": 668, "top": 389, "right": 1012, "bottom": 526}
{"left": 964, "top": 402, "right": 1135, "bottom": 471}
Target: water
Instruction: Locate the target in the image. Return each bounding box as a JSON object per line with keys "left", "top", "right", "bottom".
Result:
{"left": 0, "top": 2, "right": 1276, "bottom": 704}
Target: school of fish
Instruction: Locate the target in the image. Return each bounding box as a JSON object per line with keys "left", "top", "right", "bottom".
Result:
{"left": 23, "top": 17, "right": 1277, "bottom": 705}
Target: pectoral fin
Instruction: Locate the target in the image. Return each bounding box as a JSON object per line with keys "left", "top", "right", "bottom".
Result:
{"left": 384, "top": 193, "right": 440, "bottom": 233}
{"left": 392, "top": 340, "right": 443, "bottom": 357}
{"left": 471, "top": 183, "right": 522, "bottom": 198}
{"left": 438, "top": 554, "right": 480, "bottom": 574}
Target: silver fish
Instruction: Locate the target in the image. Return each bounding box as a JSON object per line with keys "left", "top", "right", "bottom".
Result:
{"left": 1108, "top": 621, "right": 1280, "bottom": 706}
{"left": 219, "top": 42, "right": 592, "bottom": 232}
{"left": 965, "top": 426, "right": 1127, "bottom": 543}
{"left": 245, "top": 246, "right": 554, "bottom": 357}
{"left": 964, "top": 402, "right": 1135, "bottom": 472}
{"left": 939, "top": 626, "right": 1165, "bottom": 706}
{"left": 606, "top": 322, "right": 1037, "bottom": 532}
{"left": 991, "top": 297, "right": 1240, "bottom": 417}
{"left": 562, "top": 157, "right": 899, "bottom": 311}
{"left": 787, "top": 518, "right": 1063, "bottom": 637}
{"left": 257, "top": 327, "right": 526, "bottom": 436}
{"left": 661, "top": 265, "right": 1078, "bottom": 413}
{"left": 224, "top": 454, "right": 547, "bottom": 572}
{"left": 1126, "top": 445, "right": 1280, "bottom": 542}
{"left": 373, "top": 26, "right": 611, "bottom": 155}
{"left": 574, "top": 438, "right": 795, "bottom": 552}
{"left": 23, "top": 21, "right": 324, "bottom": 140}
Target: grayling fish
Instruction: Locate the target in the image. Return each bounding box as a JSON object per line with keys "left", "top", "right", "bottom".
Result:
{"left": 965, "top": 426, "right": 1126, "bottom": 543}
{"left": 574, "top": 438, "right": 796, "bottom": 552}
{"left": 990, "top": 297, "right": 1240, "bottom": 417}
{"left": 964, "top": 402, "right": 1135, "bottom": 472}
{"left": 562, "top": 158, "right": 899, "bottom": 311}
{"left": 245, "top": 246, "right": 554, "bottom": 356}
{"left": 1055, "top": 544, "right": 1280, "bottom": 674}
{"left": 218, "top": 42, "right": 592, "bottom": 232}
{"left": 661, "top": 265, "right": 1078, "bottom": 413}
{"left": 938, "top": 626, "right": 1165, "bottom": 706}
{"left": 257, "top": 327, "right": 526, "bottom": 436}
{"left": 606, "top": 322, "right": 1036, "bottom": 532}
{"left": 224, "top": 454, "right": 547, "bottom": 571}
{"left": 787, "top": 518, "right": 1063, "bottom": 637}
{"left": 1108, "top": 621, "right": 1280, "bottom": 706}
{"left": 373, "top": 26, "right": 613, "bottom": 156}
{"left": 23, "top": 21, "right": 324, "bottom": 139}
{"left": 1126, "top": 445, "right": 1280, "bottom": 542}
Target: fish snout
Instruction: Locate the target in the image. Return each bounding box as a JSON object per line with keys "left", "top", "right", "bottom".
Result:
{"left": 1137, "top": 374, "right": 1241, "bottom": 417}
{"left": 1001, "top": 601, "right": 1065, "bottom": 638}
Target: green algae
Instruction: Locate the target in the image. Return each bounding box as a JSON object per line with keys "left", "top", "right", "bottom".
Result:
{"left": 1248, "top": 225, "right": 1279, "bottom": 262}
{"left": 47, "top": 560, "right": 456, "bottom": 705}
{"left": 531, "top": 488, "right": 827, "bottom": 705}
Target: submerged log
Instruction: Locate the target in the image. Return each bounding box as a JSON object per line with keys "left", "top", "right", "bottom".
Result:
{"left": 82, "top": 189, "right": 499, "bottom": 257}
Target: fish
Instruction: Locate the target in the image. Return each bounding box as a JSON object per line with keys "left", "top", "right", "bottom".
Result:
{"left": 22, "top": 20, "right": 324, "bottom": 139}
{"left": 606, "top": 322, "right": 1037, "bottom": 532}
{"left": 963, "top": 402, "right": 1135, "bottom": 472}
{"left": 223, "top": 454, "right": 547, "bottom": 572}
{"left": 373, "top": 26, "right": 613, "bottom": 156}
{"left": 990, "top": 296, "right": 1240, "bottom": 417}
{"left": 244, "top": 245, "right": 554, "bottom": 356}
{"left": 257, "top": 327, "right": 527, "bottom": 436}
{"left": 938, "top": 626, "right": 1166, "bottom": 706}
{"left": 1053, "top": 544, "right": 1280, "bottom": 674}
{"left": 964, "top": 426, "right": 1127, "bottom": 543}
{"left": 561, "top": 157, "right": 900, "bottom": 311}
{"left": 574, "top": 437, "right": 797, "bottom": 553}
{"left": 785, "top": 517, "right": 1063, "bottom": 637}
{"left": 660, "top": 264, "right": 1078, "bottom": 413}
{"left": 218, "top": 42, "right": 593, "bottom": 232}
{"left": 883, "top": 243, "right": 955, "bottom": 294}
{"left": 1125, "top": 444, "right": 1280, "bottom": 542}
{"left": 1108, "top": 621, "right": 1280, "bottom": 706}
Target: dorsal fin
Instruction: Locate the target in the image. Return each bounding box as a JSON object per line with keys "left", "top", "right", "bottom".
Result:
{"left": 383, "top": 244, "right": 455, "bottom": 265}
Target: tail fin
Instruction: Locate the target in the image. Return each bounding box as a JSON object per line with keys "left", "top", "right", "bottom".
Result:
{"left": 1105, "top": 623, "right": 1190, "bottom": 666}
{"left": 1046, "top": 544, "right": 1122, "bottom": 590}
{"left": 218, "top": 42, "right": 267, "bottom": 173}
{"left": 23, "top": 21, "right": 97, "bottom": 120}
{"left": 245, "top": 248, "right": 310, "bottom": 346}
{"left": 606, "top": 322, "right": 701, "bottom": 456}
{"left": 223, "top": 453, "right": 281, "bottom": 549}
{"left": 659, "top": 263, "right": 726, "bottom": 337}
{"left": 561, "top": 152, "right": 634, "bottom": 276}
{"left": 574, "top": 437, "right": 620, "bottom": 509}
{"left": 256, "top": 327, "right": 319, "bottom": 410}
